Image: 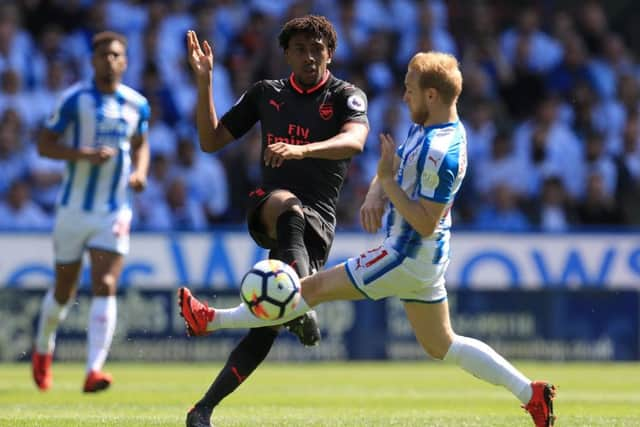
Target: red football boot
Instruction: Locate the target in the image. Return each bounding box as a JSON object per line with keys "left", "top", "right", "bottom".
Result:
{"left": 178, "top": 287, "right": 215, "bottom": 336}
{"left": 32, "top": 351, "right": 53, "bottom": 391}
{"left": 523, "top": 381, "right": 557, "bottom": 426}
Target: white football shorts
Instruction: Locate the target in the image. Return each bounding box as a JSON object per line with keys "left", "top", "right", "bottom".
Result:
{"left": 52, "top": 207, "right": 132, "bottom": 263}
{"left": 344, "top": 241, "right": 448, "bottom": 303}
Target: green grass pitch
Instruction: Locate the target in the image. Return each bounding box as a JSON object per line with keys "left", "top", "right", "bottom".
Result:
{"left": 1, "top": 361, "right": 639, "bottom": 426}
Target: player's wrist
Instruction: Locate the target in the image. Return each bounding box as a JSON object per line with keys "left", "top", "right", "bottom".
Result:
{"left": 301, "top": 145, "right": 311, "bottom": 158}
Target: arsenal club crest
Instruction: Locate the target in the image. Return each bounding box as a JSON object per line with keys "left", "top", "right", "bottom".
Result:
{"left": 319, "top": 103, "right": 333, "bottom": 120}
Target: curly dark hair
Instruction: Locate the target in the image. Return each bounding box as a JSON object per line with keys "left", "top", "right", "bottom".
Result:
{"left": 278, "top": 15, "right": 337, "bottom": 55}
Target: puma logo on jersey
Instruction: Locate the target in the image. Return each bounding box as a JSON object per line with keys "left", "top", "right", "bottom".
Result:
{"left": 428, "top": 155, "right": 441, "bottom": 166}
{"left": 269, "top": 99, "right": 284, "bottom": 111}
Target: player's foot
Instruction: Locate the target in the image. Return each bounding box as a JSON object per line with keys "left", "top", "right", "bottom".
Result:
{"left": 178, "top": 287, "right": 215, "bottom": 336}
{"left": 31, "top": 351, "right": 53, "bottom": 391}
{"left": 83, "top": 370, "right": 112, "bottom": 393}
{"left": 283, "top": 310, "right": 321, "bottom": 346}
{"left": 185, "top": 406, "right": 213, "bottom": 427}
{"left": 523, "top": 381, "right": 557, "bottom": 427}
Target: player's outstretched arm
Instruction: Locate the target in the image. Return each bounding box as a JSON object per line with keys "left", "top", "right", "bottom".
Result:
{"left": 186, "top": 30, "right": 234, "bottom": 153}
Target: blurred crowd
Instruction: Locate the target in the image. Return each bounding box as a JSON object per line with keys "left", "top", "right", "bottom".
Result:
{"left": 1, "top": 0, "right": 640, "bottom": 232}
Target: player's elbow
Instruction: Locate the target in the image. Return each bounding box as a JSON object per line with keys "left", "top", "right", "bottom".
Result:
{"left": 415, "top": 224, "right": 436, "bottom": 238}
{"left": 414, "top": 218, "right": 439, "bottom": 238}
{"left": 198, "top": 137, "right": 218, "bottom": 153}
{"left": 350, "top": 140, "right": 365, "bottom": 155}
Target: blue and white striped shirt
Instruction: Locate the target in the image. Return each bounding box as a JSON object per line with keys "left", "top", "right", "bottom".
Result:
{"left": 45, "top": 81, "right": 150, "bottom": 214}
{"left": 385, "top": 121, "right": 467, "bottom": 264}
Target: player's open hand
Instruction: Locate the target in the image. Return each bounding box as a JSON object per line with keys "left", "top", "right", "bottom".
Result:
{"left": 85, "top": 146, "right": 116, "bottom": 165}
{"left": 186, "top": 30, "right": 213, "bottom": 80}
{"left": 377, "top": 133, "right": 396, "bottom": 181}
{"left": 263, "top": 143, "right": 306, "bottom": 168}
{"left": 128, "top": 170, "right": 147, "bottom": 192}
{"left": 360, "top": 193, "right": 386, "bottom": 233}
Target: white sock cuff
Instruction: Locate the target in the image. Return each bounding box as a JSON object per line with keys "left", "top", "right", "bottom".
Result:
{"left": 443, "top": 334, "right": 463, "bottom": 362}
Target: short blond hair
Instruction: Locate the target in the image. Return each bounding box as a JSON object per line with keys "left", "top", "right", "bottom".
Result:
{"left": 408, "top": 52, "right": 462, "bottom": 105}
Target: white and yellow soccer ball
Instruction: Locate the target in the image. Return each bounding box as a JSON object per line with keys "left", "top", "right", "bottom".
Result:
{"left": 240, "top": 259, "right": 301, "bottom": 320}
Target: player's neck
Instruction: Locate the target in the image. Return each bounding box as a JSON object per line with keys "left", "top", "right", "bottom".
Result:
{"left": 290, "top": 70, "right": 329, "bottom": 93}
{"left": 423, "top": 106, "right": 458, "bottom": 127}
{"left": 94, "top": 79, "right": 119, "bottom": 94}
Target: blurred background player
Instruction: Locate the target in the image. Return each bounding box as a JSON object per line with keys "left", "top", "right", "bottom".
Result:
{"left": 183, "top": 15, "right": 368, "bottom": 427}
{"left": 180, "top": 51, "right": 556, "bottom": 427}
{"left": 31, "top": 31, "right": 150, "bottom": 393}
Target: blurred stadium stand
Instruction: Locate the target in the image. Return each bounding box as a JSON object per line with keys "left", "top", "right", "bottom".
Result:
{"left": 0, "top": 1, "right": 639, "bottom": 361}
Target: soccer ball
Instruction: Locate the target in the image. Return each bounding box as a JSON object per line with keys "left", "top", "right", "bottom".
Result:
{"left": 240, "top": 259, "right": 301, "bottom": 320}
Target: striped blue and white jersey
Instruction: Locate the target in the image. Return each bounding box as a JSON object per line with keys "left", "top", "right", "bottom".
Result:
{"left": 384, "top": 121, "right": 467, "bottom": 264}
{"left": 45, "top": 81, "right": 150, "bottom": 214}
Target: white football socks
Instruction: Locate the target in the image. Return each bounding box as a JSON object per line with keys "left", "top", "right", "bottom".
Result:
{"left": 86, "top": 296, "right": 117, "bottom": 373}
{"left": 444, "top": 335, "right": 532, "bottom": 404}
{"left": 35, "top": 289, "right": 71, "bottom": 354}
{"left": 208, "top": 297, "right": 311, "bottom": 331}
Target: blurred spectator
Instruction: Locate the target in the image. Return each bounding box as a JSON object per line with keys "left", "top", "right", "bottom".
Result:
{"left": 170, "top": 135, "right": 229, "bottom": 224}
{"left": 499, "top": 6, "right": 563, "bottom": 73}
{"left": 0, "top": 2, "right": 34, "bottom": 88}
{"left": 218, "top": 128, "right": 262, "bottom": 223}
{"left": 134, "top": 152, "right": 171, "bottom": 230}
{"left": 576, "top": 172, "right": 622, "bottom": 225}
{"left": 0, "top": 69, "right": 35, "bottom": 128}
{"left": 1, "top": 0, "right": 639, "bottom": 231}
{"left": 29, "top": 59, "right": 70, "bottom": 127}
{"left": 583, "top": 130, "right": 617, "bottom": 195}
{"left": 528, "top": 176, "right": 576, "bottom": 232}
{"left": 0, "top": 110, "right": 28, "bottom": 196}
{"left": 0, "top": 179, "right": 51, "bottom": 230}
{"left": 473, "top": 184, "right": 531, "bottom": 231}
{"left": 25, "top": 129, "right": 64, "bottom": 213}
{"left": 143, "top": 176, "right": 206, "bottom": 231}
{"left": 512, "top": 94, "right": 585, "bottom": 198}
{"left": 546, "top": 33, "right": 596, "bottom": 101}
{"left": 474, "top": 130, "right": 528, "bottom": 199}
{"left": 615, "top": 116, "right": 640, "bottom": 224}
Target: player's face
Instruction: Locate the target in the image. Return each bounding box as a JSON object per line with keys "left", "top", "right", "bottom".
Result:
{"left": 285, "top": 33, "right": 332, "bottom": 87}
{"left": 92, "top": 40, "right": 127, "bottom": 85}
{"left": 403, "top": 70, "right": 430, "bottom": 125}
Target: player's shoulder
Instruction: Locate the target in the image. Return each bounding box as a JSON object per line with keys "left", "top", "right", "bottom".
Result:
{"left": 255, "top": 78, "right": 287, "bottom": 93}
{"left": 329, "top": 75, "right": 366, "bottom": 97}
{"left": 116, "top": 83, "right": 149, "bottom": 107}
{"left": 429, "top": 122, "right": 464, "bottom": 142}
{"left": 57, "top": 81, "right": 90, "bottom": 104}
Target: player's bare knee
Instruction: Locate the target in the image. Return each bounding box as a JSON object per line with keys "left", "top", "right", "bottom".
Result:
{"left": 93, "top": 273, "right": 118, "bottom": 295}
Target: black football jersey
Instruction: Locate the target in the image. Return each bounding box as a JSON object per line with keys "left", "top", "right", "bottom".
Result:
{"left": 221, "top": 72, "right": 369, "bottom": 225}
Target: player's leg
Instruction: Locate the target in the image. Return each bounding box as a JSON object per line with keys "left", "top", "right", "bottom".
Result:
{"left": 258, "top": 189, "right": 310, "bottom": 277}
{"left": 83, "top": 248, "right": 123, "bottom": 392}
{"left": 404, "top": 299, "right": 556, "bottom": 426}
{"left": 181, "top": 262, "right": 366, "bottom": 332}
{"left": 32, "top": 261, "right": 82, "bottom": 390}
{"left": 33, "top": 210, "right": 86, "bottom": 391}
{"left": 247, "top": 188, "right": 320, "bottom": 345}
{"left": 186, "top": 190, "right": 291, "bottom": 423}
{"left": 82, "top": 210, "right": 130, "bottom": 392}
